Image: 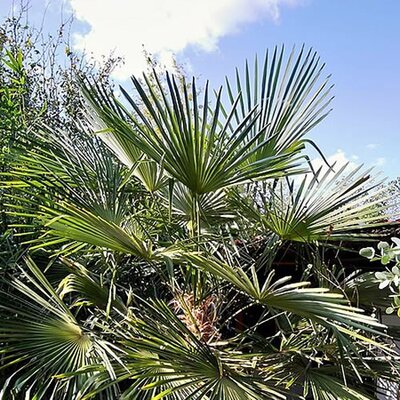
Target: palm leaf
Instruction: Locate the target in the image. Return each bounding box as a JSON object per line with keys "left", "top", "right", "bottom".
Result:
{"left": 185, "top": 253, "right": 388, "bottom": 342}
{"left": 2, "top": 128, "right": 182, "bottom": 260}
{"left": 222, "top": 45, "right": 334, "bottom": 163}
{"left": 162, "top": 182, "right": 235, "bottom": 229}
{"left": 80, "top": 299, "right": 288, "bottom": 400}
{"left": 0, "top": 257, "right": 115, "bottom": 399}
{"left": 305, "top": 369, "right": 373, "bottom": 400}
{"left": 81, "top": 69, "right": 305, "bottom": 196}
{"left": 81, "top": 79, "right": 167, "bottom": 192}
{"left": 58, "top": 258, "right": 127, "bottom": 313}
{"left": 232, "top": 163, "right": 394, "bottom": 242}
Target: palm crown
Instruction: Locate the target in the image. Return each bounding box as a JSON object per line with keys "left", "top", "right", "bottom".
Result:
{"left": 0, "top": 46, "right": 398, "bottom": 400}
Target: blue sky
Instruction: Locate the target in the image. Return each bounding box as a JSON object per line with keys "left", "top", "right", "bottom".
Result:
{"left": 1, "top": 0, "right": 399, "bottom": 178}
{"left": 192, "top": 0, "right": 400, "bottom": 178}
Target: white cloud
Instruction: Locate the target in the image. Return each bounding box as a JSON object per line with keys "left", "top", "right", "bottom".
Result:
{"left": 67, "top": 0, "right": 303, "bottom": 79}
{"left": 308, "top": 149, "right": 388, "bottom": 179}
{"left": 311, "top": 149, "right": 358, "bottom": 175}
{"left": 291, "top": 149, "right": 358, "bottom": 187}
{"left": 375, "top": 157, "right": 386, "bottom": 167}
{"left": 366, "top": 143, "right": 378, "bottom": 149}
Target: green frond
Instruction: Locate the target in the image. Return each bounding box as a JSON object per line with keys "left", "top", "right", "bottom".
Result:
{"left": 185, "top": 253, "right": 387, "bottom": 343}
{"left": 58, "top": 258, "right": 127, "bottom": 313}
{"left": 162, "top": 183, "right": 235, "bottom": 229}
{"left": 81, "top": 69, "right": 306, "bottom": 197}
{"left": 306, "top": 369, "right": 373, "bottom": 400}
{"left": 232, "top": 163, "right": 393, "bottom": 242}
{"left": 0, "top": 257, "right": 115, "bottom": 399}
{"left": 223, "top": 46, "right": 334, "bottom": 164}
{"left": 81, "top": 299, "right": 288, "bottom": 400}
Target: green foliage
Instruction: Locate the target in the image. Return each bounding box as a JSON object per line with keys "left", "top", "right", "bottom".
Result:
{"left": 0, "top": 8, "right": 120, "bottom": 279}
{"left": 0, "top": 49, "right": 26, "bottom": 137}
{"left": 0, "top": 11, "right": 399, "bottom": 398}
{"left": 0, "top": 257, "right": 116, "bottom": 398}
{"left": 230, "top": 163, "right": 390, "bottom": 243}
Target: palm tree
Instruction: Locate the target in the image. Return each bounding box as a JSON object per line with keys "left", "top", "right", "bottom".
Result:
{"left": 1, "top": 46, "right": 399, "bottom": 399}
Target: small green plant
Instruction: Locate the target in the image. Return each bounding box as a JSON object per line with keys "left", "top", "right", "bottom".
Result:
{"left": 360, "top": 237, "right": 400, "bottom": 315}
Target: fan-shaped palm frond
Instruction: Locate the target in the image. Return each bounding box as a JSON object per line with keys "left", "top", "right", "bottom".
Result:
{"left": 7, "top": 127, "right": 131, "bottom": 222}
{"left": 80, "top": 299, "right": 288, "bottom": 400}
{"left": 305, "top": 369, "right": 373, "bottom": 400}
{"left": 222, "top": 45, "right": 334, "bottom": 163}
{"left": 232, "top": 163, "right": 393, "bottom": 242}
{"left": 58, "top": 258, "right": 127, "bottom": 313}
{"left": 81, "top": 80, "right": 167, "bottom": 193}
{"left": 345, "top": 271, "right": 393, "bottom": 309}
{"left": 0, "top": 257, "right": 116, "bottom": 399}
{"left": 163, "top": 182, "right": 235, "bottom": 229}
{"left": 184, "top": 253, "right": 387, "bottom": 343}
{"left": 81, "top": 68, "right": 306, "bottom": 197}
{"left": 2, "top": 128, "right": 182, "bottom": 260}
